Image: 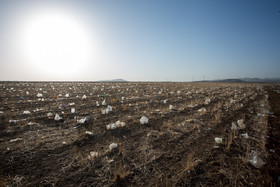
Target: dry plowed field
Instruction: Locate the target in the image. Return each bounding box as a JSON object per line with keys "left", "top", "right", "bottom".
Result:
{"left": 0, "top": 82, "right": 279, "bottom": 186}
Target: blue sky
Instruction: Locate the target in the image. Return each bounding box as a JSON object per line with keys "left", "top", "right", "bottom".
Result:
{"left": 0, "top": 0, "right": 279, "bottom": 81}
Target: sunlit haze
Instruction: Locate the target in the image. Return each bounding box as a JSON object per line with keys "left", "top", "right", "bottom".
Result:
{"left": 0, "top": 0, "right": 279, "bottom": 81}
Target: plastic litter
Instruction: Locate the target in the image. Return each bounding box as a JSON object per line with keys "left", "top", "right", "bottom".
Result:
{"left": 23, "top": 110, "right": 31, "bottom": 115}
{"left": 214, "top": 137, "right": 223, "bottom": 144}
{"left": 241, "top": 133, "right": 249, "bottom": 139}
{"left": 169, "top": 105, "right": 174, "bottom": 110}
{"left": 96, "top": 101, "right": 100, "bottom": 106}
{"left": 89, "top": 151, "right": 99, "bottom": 159}
{"left": 37, "top": 93, "right": 43, "bottom": 97}
{"left": 249, "top": 150, "right": 265, "bottom": 168}
{"left": 9, "top": 120, "right": 19, "bottom": 124}
{"left": 116, "top": 120, "right": 126, "bottom": 127}
{"left": 102, "top": 99, "right": 106, "bottom": 106}
{"left": 107, "top": 120, "right": 126, "bottom": 130}
{"left": 231, "top": 122, "right": 237, "bottom": 131}
{"left": 10, "top": 138, "right": 22, "bottom": 142}
{"left": 140, "top": 116, "right": 149, "bottom": 124}
{"left": 82, "top": 95, "right": 87, "bottom": 100}
{"left": 85, "top": 131, "right": 93, "bottom": 135}
{"left": 198, "top": 108, "right": 206, "bottom": 114}
{"left": 105, "top": 108, "right": 109, "bottom": 114}
{"left": 20, "top": 96, "right": 24, "bottom": 100}
{"left": 109, "top": 143, "right": 118, "bottom": 151}
{"left": 65, "top": 93, "right": 69, "bottom": 97}
{"left": 47, "top": 112, "right": 53, "bottom": 117}
{"left": 106, "top": 123, "right": 116, "bottom": 130}
{"left": 54, "top": 113, "right": 62, "bottom": 121}
{"left": 205, "top": 98, "right": 211, "bottom": 105}
{"left": 78, "top": 117, "right": 88, "bottom": 124}
{"left": 257, "top": 113, "right": 264, "bottom": 117}
{"left": 237, "top": 119, "right": 246, "bottom": 129}
{"left": 101, "top": 110, "right": 107, "bottom": 115}
{"left": 107, "top": 105, "right": 112, "bottom": 112}
{"left": 265, "top": 111, "right": 273, "bottom": 115}
{"left": 71, "top": 108, "right": 75, "bottom": 113}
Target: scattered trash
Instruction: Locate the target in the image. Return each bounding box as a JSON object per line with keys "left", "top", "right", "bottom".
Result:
{"left": 140, "top": 116, "right": 149, "bottom": 124}
{"left": 96, "top": 101, "right": 100, "bottom": 106}
{"left": 107, "top": 120, "right": 126, "bottom": 130}
{"left": 106, "top": 123, "right": 116, "bottom": 130}
{"left": 78, "top": 117, "right": 88, "bottom": 124}
{"left": 71, "top": 108, "right": 75, "bottom": 113}
{"left": 231, "top": 122, "right": 237, "bottom": 131}
{"left": 89, "top": 151, "right": 99, "bottom": 159}
{"left": 109, "top": 143, "right": 118, "bottom": 151}
{"left": 102, "top": 99, "right": 106, "bottom": 106}
{"left": 54, "top": 113, "right": 62, "bottom": 121}
{"left": 169, "top": 105, "right": 174, "bottom": 110}
{"left": 20, "top": 96, "right": 24, "bottom": 100}
{"left": 47, "top": 112, "right": 53, "bottom": 117}
{"left": 62, "top": 141, "right": 67, "bottom": 145}
{"left": 116, "top": 120, "right": 126, "bottom": 128}
{"left": 9, "top": 120, "right": 19, "bottom": 124}
{"left": 65, "top": 93, "right": 69, "bottom": 97}
{"left": 101, "top": 109, "right": 107, "bottom": 115}
{"left": 85, "top": 131, "right": 93, "bottom": 135}
{"left": 265, "top": 111, "right": 273, "bottom": 115}
{"left": 28, "top": 122, "right": 35, "bottom": 125}
{"left": 205, "top": 98, "right": 211, "bottom": 105}
{"left": 37, "top": 93, "right": 43, "bottom": 97}
{"left": 249, "top": 150, "right": 265, "bottom": 168}
{"left": 241, "top": 133, "right": 249, "bottom": 139}
{"left": 214, "top": 137, "right": 223, "bottom": 144}
{"left": 269, "top": 149, "right": 275, "bottom": 153}
{"left": 74, "top": 124, "right": 82, "bottom": 129}
{"left": 107, "top": 105, "right": 112, "bottom": 112}
{"left": 237, "top": 119, "right": 246, "bottom": 129}
{"left": 198, "top": 108, "right": 206, "bottom": 115}
{"left": 257, "top": 113, "right": 264, "bottom": 117}
{"left": 23, "top": 110, "right": 31, "bottom": 115}
{"left": 10, "top": 138, "right": 22, "bottom": 142}
{"left": 82, "top": 95, "right": 87, "bottom": 100}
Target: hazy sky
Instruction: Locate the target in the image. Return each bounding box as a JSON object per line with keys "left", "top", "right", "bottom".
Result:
{"left": 0, "top": 0, "right": 279, "bottom": 81}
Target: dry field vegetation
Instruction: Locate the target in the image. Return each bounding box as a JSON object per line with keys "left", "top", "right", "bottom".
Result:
{"left": 0, "top": 82, "right": 279, "bottom": 186}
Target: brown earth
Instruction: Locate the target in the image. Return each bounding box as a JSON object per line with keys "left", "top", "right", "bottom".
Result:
{"left": 0, "top": 82, "right": 279, "bottom": 186}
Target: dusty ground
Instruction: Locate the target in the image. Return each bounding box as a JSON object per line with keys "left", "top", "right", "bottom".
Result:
{"left": 0, "top": 82, "right": 279, "bottom": 186}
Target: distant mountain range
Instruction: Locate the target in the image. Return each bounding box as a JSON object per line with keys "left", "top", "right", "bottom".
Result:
{"left": 97, "top": 78, "right": 280, "bottom": 83}
{"left": 205, "top": 78, "right": 280, "bottom": 83}
{"left": 98, "top": 79, "right": 128, "bottom": 82}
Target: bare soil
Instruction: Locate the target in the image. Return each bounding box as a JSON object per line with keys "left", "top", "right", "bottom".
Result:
{"left": 0, "top": 82, "right": 279, "bottom": 186}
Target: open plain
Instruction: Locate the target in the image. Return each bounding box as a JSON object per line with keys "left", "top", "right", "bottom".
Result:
{"left": 0, "top": 82, "right": 279, "bottom": 186}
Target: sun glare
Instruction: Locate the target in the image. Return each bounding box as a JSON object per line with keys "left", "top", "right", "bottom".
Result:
{"left": 17, "top": 8, "right": 94, "bottom": 78}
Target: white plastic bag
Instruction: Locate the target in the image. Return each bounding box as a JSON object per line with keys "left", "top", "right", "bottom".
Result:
{"left": 214, "top": 137, "right": 222, "bottom": 144}
{"left": 249, "top": 150, "right": 265, "bottom": 168}
{"left": 140, "top": 116, "right": 148, "bottom": 124}
{"left": 54, "top": 113, "right": 62, "bottom": 121}
{"left": 109, "top": 143, "right": 118, "bottom": 151}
